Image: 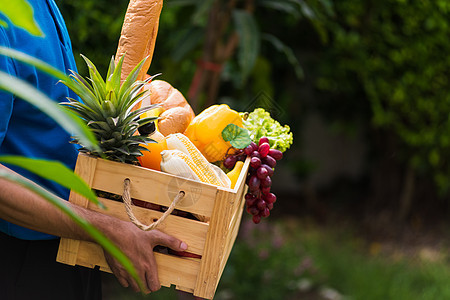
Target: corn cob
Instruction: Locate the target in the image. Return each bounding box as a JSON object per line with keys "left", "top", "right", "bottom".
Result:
{"left": 160, "top": 150, "right": 200, "bottom": 182}
{"left": 210, "top": 163, "right": 232, "bottom": 188}
{"left": 166, "top": 133, "right": 229, "bottom": 187}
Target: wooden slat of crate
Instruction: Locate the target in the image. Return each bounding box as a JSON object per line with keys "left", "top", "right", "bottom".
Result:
{"left": 91, "top": 156, "right": 217, "bottom": 218}
{"left": 73, "top": 241, "right": 200, "bottom": 288}
{"left": 86, "top": 198, "right": 209, "bottom": 256}
{"left": 218, "top": 193, "right": 246, "bottom": 278}
{"left": 193, "top": 157, "right": 250, "bottom": 299}
{"left": 57, "top": 154, "right": 250, "bottom": 299}
{"left": 57, "top": 154, "right": 98, "bottom": 266}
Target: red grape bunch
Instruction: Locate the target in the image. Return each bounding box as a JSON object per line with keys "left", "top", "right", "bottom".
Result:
{"left": 223, "top": 137, "right": 283, "bottom": 224}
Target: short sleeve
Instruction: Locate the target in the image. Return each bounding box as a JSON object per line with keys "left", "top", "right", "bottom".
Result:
{"left": 0, "top": 27, "right": 16, "bottom": 147}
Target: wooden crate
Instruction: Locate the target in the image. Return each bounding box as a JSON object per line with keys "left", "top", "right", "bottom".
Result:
{"left": 57, "top": 153, "right": 249, "bottom": 299}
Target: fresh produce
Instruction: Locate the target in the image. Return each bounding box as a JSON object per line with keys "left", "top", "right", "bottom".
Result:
{"left": 141, "top": 80, "right": 195, "bottom": 136}
{"left": 223, "top": 136, "right": 284, "bottom": 224}
{"left": 241, "top": 108, "right": 293, "bottom": 153}
{"left": 160, "top": 150, "right": 204, "bottom": 182}
{"left": 115, "top": 0, "right": 163, "bottom": 82}
{"left": 184, "top": 104, "right": 244, "bottom": 162}
{"left": 226, "top": 161, "right": 244, "bottom": 189}
{"left": 60, "top": 55, "right": 157, "bottom": 164}
{"left": 165, "top": 133, "right": 230, "bottom": 187}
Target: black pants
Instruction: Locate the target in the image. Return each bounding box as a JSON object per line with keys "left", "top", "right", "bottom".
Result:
{"left": 0, "top": 232, "right": 101, "bottom": 300}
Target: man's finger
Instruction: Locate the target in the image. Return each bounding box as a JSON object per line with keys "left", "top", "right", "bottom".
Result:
{"left": 117, "top": 276, "right": 129, "bottom": 288}
{"left": 145, "top": 251, "right": 162, "bottom": 292}
{"left": 150, "top": 230, "right": 188, "bottom": 251}
{"left": 129, "top": 277, "right": 141, "bottom": 293}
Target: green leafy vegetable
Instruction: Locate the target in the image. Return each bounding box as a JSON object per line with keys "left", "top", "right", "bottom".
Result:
{"left": 241, "top": 108, "right": 293, "bottom": 152}
{"left": 222, "top": 123, "right": 252, "bottom": 149}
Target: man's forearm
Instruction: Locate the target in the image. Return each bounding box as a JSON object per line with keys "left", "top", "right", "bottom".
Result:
{"left": 0, "top": 163, "right": 188, "bottom": 293}
{"left": 0, "top": 163, "right": 125, "bottom": 243}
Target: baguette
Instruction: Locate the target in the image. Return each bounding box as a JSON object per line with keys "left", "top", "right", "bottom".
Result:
{"left": 115, "top": 0, "right": 163, "bottom": 81}
{"left": 115, "top": 0, "right": 195, "bottom": 134}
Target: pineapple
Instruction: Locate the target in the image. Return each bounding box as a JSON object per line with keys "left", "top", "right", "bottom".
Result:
{"left": 60, "top": 54, "right": 159, "bottom": 164}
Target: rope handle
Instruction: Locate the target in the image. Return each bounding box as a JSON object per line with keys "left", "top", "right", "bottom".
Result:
{"left": 122, "top": 178, "right": 185, "bottom": 231}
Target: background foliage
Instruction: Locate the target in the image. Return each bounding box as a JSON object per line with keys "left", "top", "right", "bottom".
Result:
{"left": 309, "top": 0, "right": 450, "bottom": 219}
{"left": 59, "top": 0, "right": 450, "bottom": 218}
{"left": 58, "top": 1, "right": 450, "bottom": 298}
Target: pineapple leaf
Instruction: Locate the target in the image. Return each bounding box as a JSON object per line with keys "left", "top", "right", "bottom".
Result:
{"left": 120, "top": 86, "right": 148, "bottom": 115}
{"left": 114, "top": 146, "right": 131, "bottom": 156}
{"left": 121, "top": 125, "right": 140, "bottom": 137}
{"left": 88, "top": 77, "right": 105, "bottom": 104}
{"left": 136, "top": 145, "right": 150, "bottom": 152}
{"left": 60, "top": 53, "right": 162, "bottom": 164}
{"left": 103, "top": 99, "right": 117, "bottom": 116}
{"left": 136, "top": 116, "right": 158, "bottom": 127}
{"left": 116, "top": 73, "right": 158, "bottom": 114}
{"left": 81, "top": 54, "right": 106, "bottom": 102}
{"left": 62, "top": 72, "right": 102, "bottom": 113}
{"left": 130, "top": 135, "right": 154, "bottom": 144}
{"left": 133, "top": 117, "right": 159, "bottom": 132}
{"left": 124, "top": 105, "right": 159, "bottom": 123}
{"left": 110, "top": 116, "right": 119, "bottom": 127}
{"left": 60, "top": 100, "right": 99, "bottom": 121}
{"left": 101, "top": 138, "right": 117, "bottom": 147}
{"left": 129, "top": 149, "right": 144, "bottom": 156}
{"left": 105, "top": 56, "right": 115, "bottom": 87}
{"left": 107, "top": 55, "right": 123, "bottom": 97}
{"left": 117, "top": 56, "right": 149, "bottom": 101}
{"left": 88, "top": 120, "right": 113, "bottom": 132}
{"left": 69, "top": 70, "right": 94, "bottom": 94}
{"left": 111, "top": 131, "right": 123, "bottom": 141}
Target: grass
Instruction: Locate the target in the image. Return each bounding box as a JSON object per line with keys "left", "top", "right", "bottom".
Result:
{"left": 285, "top": 218, "right": 450, "bottom": 300}
{"left": 101, "top": 217, "right": 450, "bottom": 300}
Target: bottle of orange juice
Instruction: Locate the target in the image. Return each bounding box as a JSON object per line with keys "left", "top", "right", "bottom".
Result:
{"left": 138, "top": 121, "right": 167, "bottom": 171}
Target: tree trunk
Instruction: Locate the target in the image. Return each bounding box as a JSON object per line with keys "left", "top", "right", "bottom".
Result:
{"left": 398, "top": 166, "right": 415, "bottom": 222}
{"left": 187, "top": 0, "right": 250, "bottom": 112}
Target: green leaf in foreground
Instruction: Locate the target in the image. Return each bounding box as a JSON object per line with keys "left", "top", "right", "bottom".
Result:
{"left": 0, "top": 0, "right": 43, "bottom": 36}
{"left": 0, "top": 155, "right": 104, "bottom": 209}
{"left": 0, "top": 69, "right": 98, "bottom": 153}
{"left": 0, "top": 169, "right": 144, "bottom": 292}
{"left": 0, "top": 47, "right": 67, "bottom": 80}
{"left": 222, "top": 124, "right": 252, "bottom": 149}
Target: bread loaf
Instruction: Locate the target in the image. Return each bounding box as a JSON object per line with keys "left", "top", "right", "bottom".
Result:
{"left": 143, "top": 80, "right": 195, "bottom": 136}
{"left": 115, "top": 0, "right": 163, "bottom": 81}
{"left": 115, "top": 1, "right": 195, "bottom": 134}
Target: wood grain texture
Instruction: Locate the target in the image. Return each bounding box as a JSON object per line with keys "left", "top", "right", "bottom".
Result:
{"left": 74, "top": 241, "right": 200, "bottom": 288}
{"left": 56, "top": 154, "right": 98, "bottom": 266}
{"left": 91, "top": 155, "right": 218, "bottom": 217}
{"left": 193, "top": 189, "right": 243, "bottom": 298}
{"left": 57, "top": 154, "right": 250, "bottom": 299}
{"left": 88, "top": 197, "right": 208, "bottom": 255}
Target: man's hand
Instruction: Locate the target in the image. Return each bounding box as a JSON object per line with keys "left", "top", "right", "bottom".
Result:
{"left": 0, "top": 165, "right": 189, "bottom": 294}
{"left": 103, "top": 221, "right": 188, "bottom": 293}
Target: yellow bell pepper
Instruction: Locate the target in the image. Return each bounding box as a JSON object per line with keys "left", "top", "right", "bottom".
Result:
{"left": 227, "top": 161, "right": 244, "bottom": 189}
{"left": 184, "top": 104, "right": 243, "bottom": 162}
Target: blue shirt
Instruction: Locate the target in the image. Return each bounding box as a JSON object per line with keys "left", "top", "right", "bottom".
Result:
{"left": 0, "top": 0, "right": 80, "bottom": 240}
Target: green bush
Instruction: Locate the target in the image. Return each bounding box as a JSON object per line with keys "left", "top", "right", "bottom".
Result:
{"left": 316, "top": 0, "right": 450, "bottom": 194}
